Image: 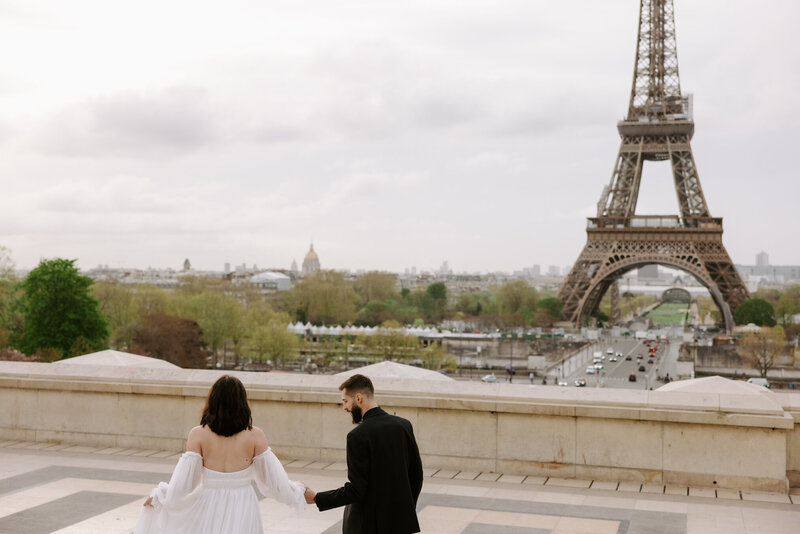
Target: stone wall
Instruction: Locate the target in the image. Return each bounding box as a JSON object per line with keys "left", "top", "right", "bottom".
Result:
{"left": 0, "top": 361, "right": 797, "bottom": 493}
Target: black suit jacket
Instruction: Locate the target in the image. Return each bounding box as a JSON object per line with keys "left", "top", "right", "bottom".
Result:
{"left": 314, "top": 407, "right": 423, "bottom": 534}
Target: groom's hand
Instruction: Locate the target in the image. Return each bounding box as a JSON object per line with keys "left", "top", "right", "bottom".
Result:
{"left": 304, "top": 487, "right": 316, "bottom": 504}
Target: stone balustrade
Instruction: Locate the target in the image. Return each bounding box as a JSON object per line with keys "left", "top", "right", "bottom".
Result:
{"left": 1, "top": 361, "right": 798, "bottom": 493}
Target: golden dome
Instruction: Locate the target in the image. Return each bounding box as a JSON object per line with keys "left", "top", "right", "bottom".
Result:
{"left": 304, "top": 243, "right": 318, "bottom": 260}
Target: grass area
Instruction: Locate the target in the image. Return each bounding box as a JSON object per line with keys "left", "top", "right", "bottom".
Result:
{"left": 647, "top": 301, "right": 691, "bottom": 325}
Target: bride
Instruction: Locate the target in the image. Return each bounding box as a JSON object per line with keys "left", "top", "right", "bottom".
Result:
{"left": 134, "top": 375, "right": 305, "bottom": 534}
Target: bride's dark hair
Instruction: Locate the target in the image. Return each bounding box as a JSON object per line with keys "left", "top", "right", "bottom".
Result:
{"left": 200, "top": 375, "right": 253, "bottom": 437}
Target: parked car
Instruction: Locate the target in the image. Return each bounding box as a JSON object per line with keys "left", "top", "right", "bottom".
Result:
{"left": 629, "top": 373, "right": 637, "bottom": 382}
{"left": 586, "top": 366, "right": 596, "bottom": 374}
{"left": 575, "top": 379, "right": 587, "bottom": 387}
{"left": 638, "top": 365, "right": 646, "bottom": 372}
{"left": 557, "top": 379, "right": 569, "bottom": 386}
{"left": 481, "top": 373, "right": 497, "bottom": 383}
{"left": 747, "top": 377, "right": 770, "bottom": 389}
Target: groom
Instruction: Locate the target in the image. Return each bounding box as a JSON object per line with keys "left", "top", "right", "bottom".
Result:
{"left": 305, "top": 374, "right": 423, "bottom": 534}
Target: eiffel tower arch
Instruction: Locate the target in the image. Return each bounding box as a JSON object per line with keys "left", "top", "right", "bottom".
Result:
{"left": 558, "top": 0, "right": 748, "bottom": 332}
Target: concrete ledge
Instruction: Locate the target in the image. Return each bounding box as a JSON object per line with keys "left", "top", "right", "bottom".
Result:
{"left": 0, "top": 361, "right": 795, "bottom": 493}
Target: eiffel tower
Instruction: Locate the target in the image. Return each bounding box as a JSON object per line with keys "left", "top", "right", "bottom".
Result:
{"left": 557, "top": 0, "right": 748, "bottom": 332}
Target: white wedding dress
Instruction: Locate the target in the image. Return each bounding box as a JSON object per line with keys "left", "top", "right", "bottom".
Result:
{"left": 134, "top": 448, "right": 305, "bottom": 534}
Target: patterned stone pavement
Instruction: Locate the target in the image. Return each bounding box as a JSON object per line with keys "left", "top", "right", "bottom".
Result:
{"left": 0, "top": 441, "right": 798, "bottom": 534}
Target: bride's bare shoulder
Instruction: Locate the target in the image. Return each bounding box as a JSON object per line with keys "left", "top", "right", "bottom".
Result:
{"left": 186, "top": 425, "right": 206, "bottom": 453}
{"left": 251, "top": 426, "right": 269, "bottom": 455}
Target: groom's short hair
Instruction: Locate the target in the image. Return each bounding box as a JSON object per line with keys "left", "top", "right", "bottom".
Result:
{"left": 339, "top": 374, "right": 374, "bottom": 398}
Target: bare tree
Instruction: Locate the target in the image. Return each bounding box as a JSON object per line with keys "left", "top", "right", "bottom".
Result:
{"left": 739, "top": 327, "right": 786, "bottom": 378}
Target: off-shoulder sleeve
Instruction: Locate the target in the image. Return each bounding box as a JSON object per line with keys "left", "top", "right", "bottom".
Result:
{"left": 134, "top": 451, "right": 203, "bottom": 534}
{"left": 252, "top": 448, "right": 305, "bottom": 516}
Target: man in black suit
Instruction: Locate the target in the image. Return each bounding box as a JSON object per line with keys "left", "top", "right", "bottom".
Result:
{"left": 304, "top": 374, "right": 423, "bottom": 534}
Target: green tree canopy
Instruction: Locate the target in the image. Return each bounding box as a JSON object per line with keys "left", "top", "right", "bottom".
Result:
{"left": 283, "top": 270, "right": 359, "bottom": 325}
{"left": 495, "top": 281, "right": 538, "bottom": 325}
{"left": 18, "top": 258, "right": 109, "bottom": 357}
{"left": 734, "top": 298, "right": 776, "bottom": 327}
{"left": 537, "top": 297, "right": 563, "bottom": 320}
{"left": 353, "top": 271, "right": 398, "bottom": 304}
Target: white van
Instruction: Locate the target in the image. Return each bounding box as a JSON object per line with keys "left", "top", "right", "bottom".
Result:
{"left": 747, "top": 377, "right": 770, "bottom": 389}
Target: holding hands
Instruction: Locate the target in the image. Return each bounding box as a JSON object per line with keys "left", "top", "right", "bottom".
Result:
{"left": 303, "top": 486, "right": 316, "bottom": 505}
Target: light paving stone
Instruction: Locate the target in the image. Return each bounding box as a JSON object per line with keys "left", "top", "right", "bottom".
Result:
{"left": 496, "top": 474, "right": 525, "bottom": 484}
{"left": 21, "top": 442, "right": 57, "bottom": 450}
{"left": 286, "top": 460, "right": 314, "bottom": 468}
{"left": 590, "top": 481, "right": 619, "bottom": 491}
{"left": 422, "top": 467, "right": 438, "bottom": 477}
{"left": 131, "top": 449, "right": 161, "bottom": 457}
{"left": 95, "top": 447, "right": 126, "bottom": 455}
{"left": 323, "top": 462, "right": 347, "bottom": 471}
{"left": 432, "top": 470, "right": 458, "bottom": 479}
{"left": 789, "top": 494, "right": 800, "bottom": 505}
{"left": 716, "top": 489, "right": 741, "bottom": 500}
{"left": 7, "top": 441, "right": 37, "bottom": 449}
{"left": 688, "top": 487, "right": 717, "bottom": 498}
{"left": 148, "top": 450, "right": 178, "bottom": 458}
{"left": 111, "top": 448, "right": 142, "bottom": 456}
{"left": 741, "top": 490, "right": 792, "bottom": 504}
{"left": 453, "top": 471, "right": 480, "bottom": 481}
{"left": 475, "top": 472, "right": 501, "bottom": 482}
{"left": 61, "top": 446, "right": 102, "bottom": 453}
{"left": 664, "top": 484, "right": 688, "bottom": 496}
{"left": 40, "top": 443, "right": 72, "bottom": 451}
{"left": 641, "top": 482, "right": 665, "bottom": 494}
{"left": 305, "top": 461, "right": 333, "bottom": 470}
{"left": 545, "top": 477, "right": 591, "bottom": 488}
{"left": 522, "top": 476, "right": 548, "bottom": 485}
{"left": 616, "top": 481, "right": 642, "bottom": 493}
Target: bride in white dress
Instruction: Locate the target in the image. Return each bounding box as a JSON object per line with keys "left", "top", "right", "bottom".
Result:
{"left": 134, "top": 375, "right": 306, "bottom": 534}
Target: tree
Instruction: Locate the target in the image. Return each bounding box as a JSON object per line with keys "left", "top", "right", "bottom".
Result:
{"left": 92, "top": 282, "right": 140, "bottom": 350}
{"left": 353, "top": 271, "right": 398, "bottom": 304}
{"left": 739, "top": 327, "right": 786, "bottom": 378}
{"left": 182, "top": 291, "right": 245, "bottom": 368}
{"left": 0, "top": 246, "right": 18, "bottom": 349}
{"left": 537, "top": 297, "right": 563, "bottom": 321}
{"left": 734, "top": 298, "right": 776, "bottom": 327}
{"left": 249, "top": 318, "right": 299, "bottom": 366}
{"left": 283, "top": 270, "right": 359, "bottom": 325}
{"left": 776, "top": 285, "right": 800, "bottom": 326}
{"left": 129, "top": 313, "right": 208, "bottom": 368}
{"left": 495, "top": 281, "right": 538, "bottom": 326}
{"left": 18, "top": 259, "right": 109, "bottom": 358}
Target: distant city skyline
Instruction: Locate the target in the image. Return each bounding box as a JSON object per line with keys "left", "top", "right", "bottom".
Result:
{"left": 1, "top": 2, "right": 798, "bottom": 273}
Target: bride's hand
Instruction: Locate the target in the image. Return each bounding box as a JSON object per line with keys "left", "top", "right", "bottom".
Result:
{"left": 144, "top": 496, "right": 153, "bottom": 507}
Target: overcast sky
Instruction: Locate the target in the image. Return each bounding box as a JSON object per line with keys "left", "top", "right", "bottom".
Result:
{"left": 0, "top": 1, "right": 797, "bottom": 274}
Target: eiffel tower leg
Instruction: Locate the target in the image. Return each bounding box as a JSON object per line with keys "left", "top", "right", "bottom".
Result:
{"left": 609, "top": 279, "right": 620, "bottom": 326}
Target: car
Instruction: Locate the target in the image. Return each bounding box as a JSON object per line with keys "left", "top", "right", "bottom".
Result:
{"left": 609, "top": 356, "right": 618, "bottom": 362}
{"left": 638, "top": 365, "right": 646, "bottom": 372}
{"left": 557, "top": 379, "right": 569, "bottom": 386}
{"left": 648, "top": 359, "right": 654, "bottom": 364}
{"left": 606, "top": 348, "right": 614, "bottom": 354}
{"left": 575, "top": 379, "right": 587, "bottom": 387}
{"left": 625, "top": 355, "right": 632, "bottom": 361}
{"left": 747, "top": 377, "right": 770, "bottom": 389}
{"left": 616, "top": 351, "right": 623, "bottom": 358}
{"left": 481, "top": 373, "right": 497, "bottom": 383}
{"left": 628, "top": 373, "right": 637, "bottom": 382}
{"left": 586, "top": 366, "right": 596, "bottom": 374}
{"left": 636, "top": 354, "right": 643, "bottom": 360}
{"left": 594, "top": 363, "right": 604, "bottom": 370}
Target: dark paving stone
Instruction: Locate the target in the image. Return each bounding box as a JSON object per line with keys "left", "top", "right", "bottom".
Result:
{"left": 0, "top": 491, "right": 138, "bottom": 534}
{"left": 0, "top": 466, "right": 165, "bottom": 498}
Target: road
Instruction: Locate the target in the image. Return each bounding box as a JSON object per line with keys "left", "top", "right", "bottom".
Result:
{"left": 558, "top": 334, "right": 681, "bottom": 390}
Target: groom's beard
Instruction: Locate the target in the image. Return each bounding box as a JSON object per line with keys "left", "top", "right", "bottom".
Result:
{"left": 350, "top": 405, "right": 363, "bottom": 424}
